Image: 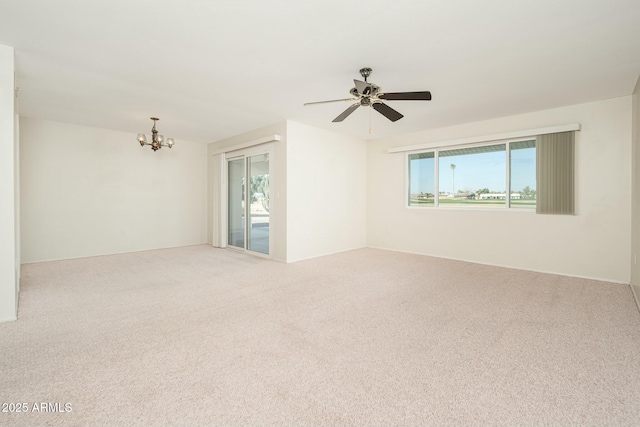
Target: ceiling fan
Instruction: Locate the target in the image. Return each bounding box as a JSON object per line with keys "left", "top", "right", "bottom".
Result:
{"left": 304, "top": 67, "right": 432, "bottom": 123}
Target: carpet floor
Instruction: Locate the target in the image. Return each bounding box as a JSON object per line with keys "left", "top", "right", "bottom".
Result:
{"left": 1, "top": 245, "right": 639, "bottom": 426}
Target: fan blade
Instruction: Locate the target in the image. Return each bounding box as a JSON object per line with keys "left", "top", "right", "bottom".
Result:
{"left": 379, "top": 91, "right": 432, "bottom": 101}
{"left": 354, "top": 79, "right": 371, "bottom": 95}
{"left": 304, "top": 98, "right": 358, "bottom": 106}
{"left": 372, "top": 102, "right": 404, "bottom": 122}
{"left": 332, "top": 103, "right": 361, "bottom": 122}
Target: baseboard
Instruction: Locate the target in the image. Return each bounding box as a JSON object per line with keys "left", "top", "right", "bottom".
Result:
{"left": 286, "top": 245, "right": 367, "bottom": 264}
{"left": 21, "top": 243, "right": 210, "bottom": 265}
{"left": 0, "top": 316, "right": 17, "bottom": 323}
{"left": 366, "top": 245, "right": 630, "bottom": 285}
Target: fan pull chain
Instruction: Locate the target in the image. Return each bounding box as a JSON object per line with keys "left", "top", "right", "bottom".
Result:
{"left": 369, "top": 106, "right": 373, "bottom": 134}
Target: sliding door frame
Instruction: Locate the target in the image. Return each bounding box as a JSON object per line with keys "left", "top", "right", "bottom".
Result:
{"left": 221, "top": 143, "right": 274, "bottom": 258}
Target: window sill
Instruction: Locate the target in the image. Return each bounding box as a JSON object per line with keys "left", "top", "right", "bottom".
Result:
{"left": 406, "top": 205, "right": 536, "bottom": 213}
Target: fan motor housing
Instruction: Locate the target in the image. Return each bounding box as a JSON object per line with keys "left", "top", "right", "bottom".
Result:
{"left": 351, "top": 84, "right": 381, "bottom": 97}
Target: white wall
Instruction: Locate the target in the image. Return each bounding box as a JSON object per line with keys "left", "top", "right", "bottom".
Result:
{"left": 0, "top": 44, "right": 17, "bottom": 322}
{"left": 632, "top": 76, "right": 640, "bottom": 305}
{"left": 367, "top": 97, "right": 632, "bottom": 283}
{"left": 207, "top": 122, "right": 287, "bottom": 262}
{"left": 20, "top": 118, "right": 207, "bottom": 263}
{"left": 286, "top": 121, "right": 367, "bottom": 262}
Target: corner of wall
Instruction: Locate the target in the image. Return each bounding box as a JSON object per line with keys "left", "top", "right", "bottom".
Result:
{"left": 631, "top": 74, "right": 640, "bottom": 311}
{"left": 285, "top": 121, "right": 367, "bottom": 262}
{"left": 0, "top": 43, "right": 17, "bottom": 321}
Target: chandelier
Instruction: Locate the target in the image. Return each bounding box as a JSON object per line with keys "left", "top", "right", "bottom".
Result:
{"left": 137, "top": 117, "right": 174, "bottom": 151}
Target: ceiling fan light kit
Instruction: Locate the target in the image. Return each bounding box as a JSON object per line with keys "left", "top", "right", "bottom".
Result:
{"left": 304, "top": 67, "right": 432, "bottom": 125}
{"left": 137, "top": 117, "right": 174, "bottom": 152}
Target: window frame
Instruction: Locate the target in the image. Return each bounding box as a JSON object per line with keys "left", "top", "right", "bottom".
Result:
{"left": 405, "top": 137, "right": 536, "bottom": 211}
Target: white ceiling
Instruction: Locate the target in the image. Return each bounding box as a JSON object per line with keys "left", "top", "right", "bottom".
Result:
{"left": 1, "top": 0, "right": 640, "bottom": 143}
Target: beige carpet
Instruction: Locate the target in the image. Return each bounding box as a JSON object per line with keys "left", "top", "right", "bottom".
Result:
{"left": 1, "top": 245, "right": 639, "bottom": 426}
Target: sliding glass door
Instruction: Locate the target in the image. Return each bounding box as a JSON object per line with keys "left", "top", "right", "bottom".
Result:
{"left": 247, "top": 154, "right": 269, "bottom": 254}
{"left": 227, "top": 152, "right": 270, "bottom": 255}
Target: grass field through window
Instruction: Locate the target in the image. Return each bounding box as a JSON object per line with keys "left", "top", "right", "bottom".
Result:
{"left": 409, "top": 197, "right": 536, "bottom": 208}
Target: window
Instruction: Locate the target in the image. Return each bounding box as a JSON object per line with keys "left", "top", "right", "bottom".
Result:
{"left": 439, "top": 144, "right": 507, "bottom": 207}
{"left": 510, "top": 140, "right": 536, "bottom": 209}
{"left": 408, "top": 139, "right": 536, "bottom": 209}
{"left": 408, "top": 152, "right": 435, "bottom": 206}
